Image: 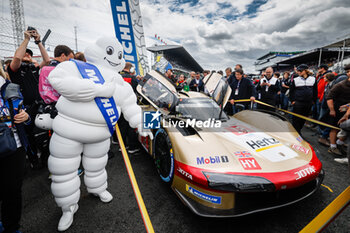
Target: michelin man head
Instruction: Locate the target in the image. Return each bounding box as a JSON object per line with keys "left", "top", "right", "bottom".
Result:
{"left": 84, "top": 37, "right": 126, "bottom": 72}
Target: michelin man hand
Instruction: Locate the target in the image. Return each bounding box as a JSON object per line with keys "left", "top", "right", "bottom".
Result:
{"left": 97, "top": 79, "right": 116, "bottom": 98}
{"left": 137, "top": 125, "right": 154, "bottom": 140}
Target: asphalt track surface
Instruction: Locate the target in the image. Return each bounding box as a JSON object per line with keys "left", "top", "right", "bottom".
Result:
{"left": 18, "top": 127, "right": 350, "bottom": 233}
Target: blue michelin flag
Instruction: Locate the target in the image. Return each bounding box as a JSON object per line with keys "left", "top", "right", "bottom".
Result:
{"left": 110, "top": 0, "right": 139, "bottom": 74}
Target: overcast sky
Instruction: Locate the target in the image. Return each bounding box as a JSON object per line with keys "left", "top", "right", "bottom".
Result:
{"left": 1, "top": 0, "right": 350, "bottom": 73}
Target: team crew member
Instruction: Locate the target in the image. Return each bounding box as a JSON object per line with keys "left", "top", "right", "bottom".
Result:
{"left": 0, "top": 78, "right": 31, "bottom": 233}
{"left": 119, "top": 62, "right": 140, "bottom": 154}
{"left": 120, "top": 62, "right": 138, "bottom": 92}
{"left": 228, "top": 68, "right": 256, "bottom": 113}
{"left": 289, "top": 64, "right": 317, "bottom": 135}
{"left": 256, "top": 67, "right": 280, "bottom": 111}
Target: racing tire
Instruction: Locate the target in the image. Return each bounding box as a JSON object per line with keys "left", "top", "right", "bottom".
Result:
{"left": 153, "top": 128, "right": 174, "bottom": 183}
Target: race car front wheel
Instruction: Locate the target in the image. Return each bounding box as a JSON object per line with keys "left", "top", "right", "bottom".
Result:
{"left": 153, "top": 128, "right": 174, "bottom": 183}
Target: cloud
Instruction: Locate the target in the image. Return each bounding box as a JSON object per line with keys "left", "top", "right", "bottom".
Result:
{"left": 1, "top": 0, "right": 350, "bottom": 73}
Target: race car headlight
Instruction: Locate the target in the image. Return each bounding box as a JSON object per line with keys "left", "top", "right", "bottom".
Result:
{"left": 203, "top": 172, "right": 275, "bottom": 192}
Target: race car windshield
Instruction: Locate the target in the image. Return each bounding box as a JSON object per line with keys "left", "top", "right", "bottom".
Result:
{"left": 176, "top": 98, "right": 228, "bottom": 120}
{"left": 141, "top": 75, "right": 176, "bottom": 109}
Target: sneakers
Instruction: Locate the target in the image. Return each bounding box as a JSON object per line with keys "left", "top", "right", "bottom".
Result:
{"left": 128, "top": 148, "right": 140, "bottom": 154}
{"left": 58, "top": 204, "right": 79, "bottom": 231}
{"left": 118, "top": 146, "right": 140, "bottom": 154}
{"left": 334, "top": 158, "right": 349, "bottom": 164}
{"left": 94, "top": 190, "right": 113, "bottom": 203}
{"left": 328, "top": 147, "right": 343, "bottom": 156}
{"left": 318, "top": 138, "right": 330, "bottom": 147}
{"left": 337, "top": 129, "right": 347, "bottom": 139}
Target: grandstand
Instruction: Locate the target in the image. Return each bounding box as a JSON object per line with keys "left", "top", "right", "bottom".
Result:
{"left": 255, "top": 36, "right": 350, "bottom": 73}
{"left": 255, "top": 51, "right": 305, "bottom": 72}
{"left": 147, "top": 44, "right": 203, "bottom": 73}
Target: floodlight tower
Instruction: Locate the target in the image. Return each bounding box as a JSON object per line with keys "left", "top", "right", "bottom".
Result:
{"left": 10, "top": 0, "right": 26, "bottom": 48}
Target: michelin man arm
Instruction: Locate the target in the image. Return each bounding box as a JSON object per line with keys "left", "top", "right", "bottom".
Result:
{"left": 115, "top": 81, "right": 153, "bottom": 140}
{"left": 48, "top": 62, "right": 116, "bottom": 102}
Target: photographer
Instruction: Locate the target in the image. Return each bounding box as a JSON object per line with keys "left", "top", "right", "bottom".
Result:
{"left": 256, "top": 67, "right": 281, "bottom": 111}
{"left": 0, "top": 79, "right": 31, "bottom": 233}
{"left": 7, "top": 27, "right": 50, "bottom": 169}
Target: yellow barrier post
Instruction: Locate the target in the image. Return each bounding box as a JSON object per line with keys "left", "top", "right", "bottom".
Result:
{"left": 300, "top": 186, "right": 350, "bottom": 233}
{"left": 115, "top": 124, "right": 155, "bottom": 233}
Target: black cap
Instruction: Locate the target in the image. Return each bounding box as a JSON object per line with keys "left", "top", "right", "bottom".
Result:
{"left": 344, "top": 64, "right": 350, "bottom": 71}
{"left": 319, "top": 64, "right": 328, "bottom": 70}
{"left": 26, "top": 48, "right": 33, "bottom": 57}
{"left": 297, "top": 64, "right": 308, "bottom": 72}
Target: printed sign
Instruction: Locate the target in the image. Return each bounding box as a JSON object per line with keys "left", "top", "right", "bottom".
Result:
{"left": 292, "top": 144, "right": 309, "bottom": 154}
{"left": 143, "top": 111, "right": 161, "bottom": 129}
{"left": 110, "top": 0, "right": 139, "bottom": 74}
{"left": 225, "top": 125, "right": 253, "bottom": 136}
{"left": 239, "top": 158, "right": 261, "bottom": 170}
{"left": 196, "top": 156, "right": 229, "bottom": 165}
{"left": 234, "top": 151, "right": 252, "bottom": 158}
{"left": 295, "top": 167, "right": 316, "bottom": 180}
{"left": 177, "top": 167, "right": 192, "bottom": 180}
{"left": 186, "top": 184, "right": 221, "bottom": 204}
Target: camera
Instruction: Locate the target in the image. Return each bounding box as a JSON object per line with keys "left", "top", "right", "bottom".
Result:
{"left": 27, "top": 26, "right": 36, "bottom": 31}
{"left": 263, "top": 80, "right": 267, "bottom": 83}
{"left": 27, "top": 26, "right": 37, "bottom": 37}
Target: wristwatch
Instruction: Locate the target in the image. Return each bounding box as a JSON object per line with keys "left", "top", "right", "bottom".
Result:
{"left": 35, "top": 40, "right": 41, "bottom": 45}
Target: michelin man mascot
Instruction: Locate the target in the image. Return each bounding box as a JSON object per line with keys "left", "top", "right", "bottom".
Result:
{"left": 47, "top": 37, "right": 151, "bottom": 231}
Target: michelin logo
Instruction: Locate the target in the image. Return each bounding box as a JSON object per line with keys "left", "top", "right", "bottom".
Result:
{"left": 143, "top": 111, "right": 161, "bottom": 129}
{"left": 186, "top": 184, "right": 221, "bottom": 204}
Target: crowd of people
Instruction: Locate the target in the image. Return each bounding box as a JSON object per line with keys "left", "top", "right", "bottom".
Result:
{"left": 0, "top": 28, "right": 350, "bottom": 233}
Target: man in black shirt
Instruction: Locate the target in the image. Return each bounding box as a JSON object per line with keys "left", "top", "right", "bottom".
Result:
{"left": 228, "top": 68, "right": 256, "bottom": 113}
{"left": 289, "top": 64, "right": 317, "bottom": 135}
{"left": 256, "top": 67, "right": 281, "bottom": 111}
{"left": 119, "top": 62, "right": 140, "bottom": 154}
{"left": 7, "top": 28, "right": 50, "bottom": 169}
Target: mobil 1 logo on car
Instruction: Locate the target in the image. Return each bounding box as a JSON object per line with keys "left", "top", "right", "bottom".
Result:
{"left": 196, "top": 156, "right": 229, "bottom": 165}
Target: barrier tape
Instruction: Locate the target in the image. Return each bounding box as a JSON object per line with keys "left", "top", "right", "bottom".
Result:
{"left": 115, "top": 124, "right": 155, "bottom": 233}
{"left": 234, "top": 99, "right": 341, "bottom": 130}
{"left": 299, "top": 185, "right": 350, "bottom": 233}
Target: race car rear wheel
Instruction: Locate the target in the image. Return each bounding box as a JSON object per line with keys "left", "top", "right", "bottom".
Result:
{"left": 153, "top": 128, "right": 174, "bottom": 183}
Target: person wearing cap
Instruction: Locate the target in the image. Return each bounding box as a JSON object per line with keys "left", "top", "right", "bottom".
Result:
{"left": 7, "top": 28, "right": 50, "bottom": 170}
{"left": 289, "top": 64, "right": 318, "bottom": 135}
{"left": 326, "top": 64, "right": 350, "bottom": 156}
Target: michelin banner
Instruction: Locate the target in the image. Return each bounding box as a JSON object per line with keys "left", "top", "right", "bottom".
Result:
{"left": 110, "top": 0, "right": 149, "bottom": 76}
